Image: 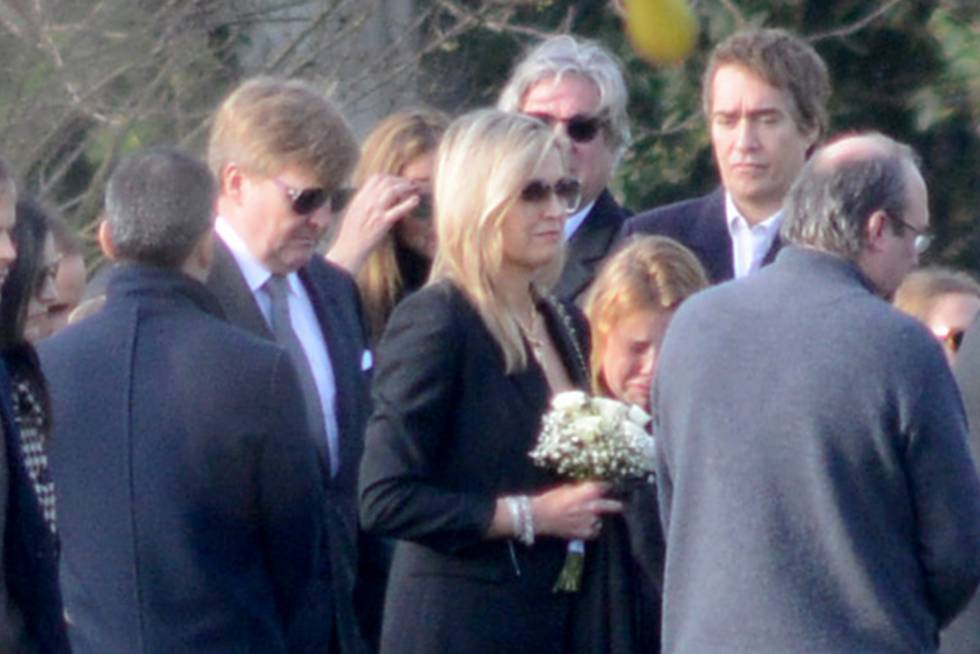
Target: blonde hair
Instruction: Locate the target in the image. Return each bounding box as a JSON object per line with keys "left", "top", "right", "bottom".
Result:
{"left": 430, "top": 108, "right": 565, "bottom": 373}
{"left": 207, "top": 76, "right": 358, "bottom": 190}
{"left": 894, "top": 266, "right": 980, "bottom": 324}
{"left": 354, "top": 109, "right": 448, "bottom": 344}
{"left": 584, "top": 236, "right": 708, "bottom": 396}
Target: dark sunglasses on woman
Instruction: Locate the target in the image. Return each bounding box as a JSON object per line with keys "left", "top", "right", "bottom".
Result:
{"left": 520, "top": 177, "right": 582, "bottom": 214}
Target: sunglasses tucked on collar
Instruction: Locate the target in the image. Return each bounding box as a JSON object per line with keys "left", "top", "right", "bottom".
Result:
{"left": 520, "top": 177, "right": 582, "bottom": 214}
{"left": 526, "top": 112, "right": 608, "bottom": 144}
{"left": 272, "top": 178, "right": 350, "bottom": 216}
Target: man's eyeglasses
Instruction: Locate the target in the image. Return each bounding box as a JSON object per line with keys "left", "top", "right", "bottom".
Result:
{"left": 933, "top": 326, "right": 966, "bottom": 354}
{"left": 526, "top": 113, "right": 607, "bottom": 144}
{"left": 273, "top": 179, "right": 349, "bottom": 216}
{"left": 887, "top": 212, "right": 933, "bottom": 254}
{"left": 520, "top": 177, "right": 582, "bottom": 213}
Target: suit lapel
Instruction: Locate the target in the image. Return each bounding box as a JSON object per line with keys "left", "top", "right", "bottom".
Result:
{"left": 206, "top": 241, "right": 273, "bottom": 339}
{"left": 688, "top": 189, "right": 734, "bottom": 283}
{"left": 762, "top": 233, "right": 783, "bottom": 267}
{"left": 207, "top": 243, "right": 339, "bottom": 478}
{"left": 298, "top": 262, "right": 364, "bottom": 489}
{"left": 539, "top": 296, "right": 590, "bottom": 390}
{"left": 554, "top": 190, "right": 628, "bottom": 301}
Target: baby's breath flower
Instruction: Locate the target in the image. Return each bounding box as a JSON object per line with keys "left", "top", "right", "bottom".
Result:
{"left": 530, "top": 392, "right": 656, "bottom": 482}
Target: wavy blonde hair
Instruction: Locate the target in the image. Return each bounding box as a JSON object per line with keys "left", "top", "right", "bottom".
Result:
{"left": 584, "top": 236, "right": 708, "bottom": 396}
{"left": 430, "top": 109, "right": 566, "bottom": 373}
{"left": 354, "top": 109, "right": 448, "bottom": 344}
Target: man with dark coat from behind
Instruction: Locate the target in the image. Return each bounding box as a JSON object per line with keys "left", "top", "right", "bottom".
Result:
{"left": 41, "top": 147, "right": 325, "bottom": 653}
{"left": 653, "top": 133, "right": 980, "bottom": 653}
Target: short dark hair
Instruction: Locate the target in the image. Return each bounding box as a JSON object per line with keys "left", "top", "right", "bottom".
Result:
{"left": 781, "top": 133, "right": 919, "bottom": 259}
{"left": 105, "top": 147, "right": 215, "bottom": 268}
{"left": 703, "top": 28, "right": 831, "bottom": 143}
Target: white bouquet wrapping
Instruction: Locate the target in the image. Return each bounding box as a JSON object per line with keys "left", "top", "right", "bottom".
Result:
{"left": 529, "top": 390, "right": 654, "bottom": 591}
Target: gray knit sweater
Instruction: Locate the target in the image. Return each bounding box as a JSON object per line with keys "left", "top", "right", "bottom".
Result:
{"left": 653, "top": 246, "right": 980, "bottom": 653}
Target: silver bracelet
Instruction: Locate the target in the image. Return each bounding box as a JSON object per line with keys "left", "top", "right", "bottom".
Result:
{"left": 516, "top": 495, "right": 535, "bottom": 546}
{"left": 506, "top": 496, "right": 522, "bottom": 541}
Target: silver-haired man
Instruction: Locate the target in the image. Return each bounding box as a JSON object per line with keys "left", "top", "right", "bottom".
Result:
{"left": 499, "top": 35, "right": 632, "bottom": 302}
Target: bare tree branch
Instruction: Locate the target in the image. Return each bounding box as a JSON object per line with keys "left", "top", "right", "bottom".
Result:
{"left": 808, "top": 0, "right": 903, "bottom": 42}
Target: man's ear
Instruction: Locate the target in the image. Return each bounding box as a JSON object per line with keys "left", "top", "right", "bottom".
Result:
{"left": 221, "top": 164, "right": 246, "bottom": 204}
{"left": 98, "top": 221, "right": 117, "bottom": 260}
{"left": 864, "top": 210, "right": 889, "bottom": 252}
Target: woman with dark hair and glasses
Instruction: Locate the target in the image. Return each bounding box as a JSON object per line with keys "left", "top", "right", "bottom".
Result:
{"left": 0, "top": 197, "right": 69, "bottom": 653}
{"left": 894, "top": 266, "right": 980, "bottom": 366}
{"left": 359, "top": 109, "right": 622, "bottom": 654}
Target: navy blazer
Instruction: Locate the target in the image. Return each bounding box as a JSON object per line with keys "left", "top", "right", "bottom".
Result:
{"left": 207, "top": 240, "right": 371, "bottom": 654}
{"left": 40, "top": 265, "right": 325, "bottom": 654}
{"left": 623, "top": 188, "right": 781, "bottom": 284}
{"left": 553, "top": 189, "right": 631, "bottom": 302}
{"left": 0, "top": 350, "right": 69, "bottom": 654}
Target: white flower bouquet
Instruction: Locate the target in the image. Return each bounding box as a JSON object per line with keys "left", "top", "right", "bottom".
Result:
{"left": 529, "top": 390, "right": 654, "bottom": 591}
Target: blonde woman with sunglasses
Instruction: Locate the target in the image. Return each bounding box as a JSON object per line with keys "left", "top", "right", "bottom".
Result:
{"left": 359, "top": 109, "right": 622, "bottom": 654}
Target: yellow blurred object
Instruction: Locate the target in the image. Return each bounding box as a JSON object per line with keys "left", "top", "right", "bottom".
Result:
{"left": 623, "top": 0, "right": 698, "bottom": 65}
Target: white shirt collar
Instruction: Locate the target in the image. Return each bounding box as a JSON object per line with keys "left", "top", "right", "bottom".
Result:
{"left": 564, "top": 199, "right": 597, "bottom": 241}
{"left": 724, "top": 192, "right": 784, "bottom": 233}
{"left": 215, "top": 216, "right": 302, "bottom": 295}
{"left": 724, "top": 192, "right": 784, "bottom": 278}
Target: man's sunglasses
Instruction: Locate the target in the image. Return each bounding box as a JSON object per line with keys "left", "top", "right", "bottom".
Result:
{"left": 273, "top": 179, "right": 350, "bottom": 216}
{"left": 527, "top": 113, "right": 607, "bottom": 144}
{"left": 519, "top": 177, "right": 582, "bottom": 213}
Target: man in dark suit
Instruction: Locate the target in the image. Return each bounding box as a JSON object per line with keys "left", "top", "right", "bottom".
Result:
{"left": 205, "top": 77, "right": 372, "bottom": 654}
{"left": 499, "top": 35, "right": 632, "bottom": 302}
{"left": 625, "top": 28, "right": 831, "bottom": 284}
{"left": 653, "top": 133, "right": 980, "bottom": 652}
{"left": 40, "top": 147, "right": 325, "bottom": 653}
